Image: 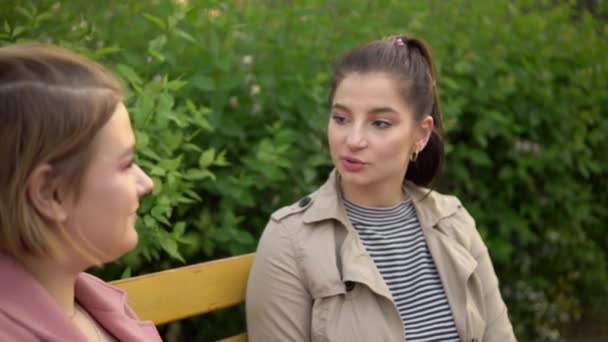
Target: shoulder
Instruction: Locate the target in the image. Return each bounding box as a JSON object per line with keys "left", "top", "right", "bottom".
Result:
{"left": 408, "top": 183, "right": 472, "bottom": 227}
{"left": 418, "top": 189, "right": 487, "bottom": 256}
{"left": 270, "top": 192, "right": 316, "bottom": 223}
{"left": 255, "top": 189, "right": 322, "bottom": 257}
{"left": 427, "top": 190, "right": 475, "bottom": 226}
{"left": 265, "top": 189, "right": 318, "bottom": 236}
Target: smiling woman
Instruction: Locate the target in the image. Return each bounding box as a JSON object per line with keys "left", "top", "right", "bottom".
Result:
{"left": 0, "top": 43, "right": 161, "bottom": 341}
{"left": 246, "top": 35, "right": 517, "bottom": 342}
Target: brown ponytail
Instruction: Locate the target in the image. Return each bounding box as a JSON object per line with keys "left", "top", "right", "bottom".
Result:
{"left": 402, "top": 37, "right": 444, "bottom": 186}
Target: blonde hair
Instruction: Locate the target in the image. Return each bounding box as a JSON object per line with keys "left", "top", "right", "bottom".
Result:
{"left": 0, "top": 43, "right": 123, "bottom": 258}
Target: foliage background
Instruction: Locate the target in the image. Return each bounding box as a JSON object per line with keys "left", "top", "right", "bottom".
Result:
{"left": 2, "top": 0, "right": 607, "bottom": 340}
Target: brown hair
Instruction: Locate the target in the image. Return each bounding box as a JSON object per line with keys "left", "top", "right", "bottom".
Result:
{"left": 0, "top": 43, "right": 123, "bottom": 257}
{"left": 329, "top": 35, "right": 444, "bottom": 186}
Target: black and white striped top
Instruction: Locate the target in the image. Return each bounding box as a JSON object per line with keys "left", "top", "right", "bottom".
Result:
{"left": 343, "top": 198, "right": 461, "bottom": 342}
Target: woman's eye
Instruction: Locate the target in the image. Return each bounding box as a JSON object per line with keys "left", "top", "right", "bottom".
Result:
{"left": 373, "top": 120, "right": 392, "bottom": 129}
{"left": 332, "top": 114, "right": 347, "bottom": 124}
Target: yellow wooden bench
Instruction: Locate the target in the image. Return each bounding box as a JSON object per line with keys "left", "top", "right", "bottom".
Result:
{"left": 111, "top": 253, "right": 254, "bottom": 342}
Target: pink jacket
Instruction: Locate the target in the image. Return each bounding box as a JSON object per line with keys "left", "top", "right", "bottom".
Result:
{"left": 0, "top": 251, "right": 162, "bottom": 341}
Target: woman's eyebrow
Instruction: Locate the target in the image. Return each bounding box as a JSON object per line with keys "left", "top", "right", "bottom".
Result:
{"left": 331, "top": 103, "right": 351, "bottom": 112}
{"left": 332, "top": 103, "right": 399, "bottom": 116}
{"left": 368, "top": 106, "right": 399, "bottom": 116}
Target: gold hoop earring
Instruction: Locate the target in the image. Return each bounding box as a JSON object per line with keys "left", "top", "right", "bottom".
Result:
{"left": 410, "top": 150, "right": 419, "bottom": 162}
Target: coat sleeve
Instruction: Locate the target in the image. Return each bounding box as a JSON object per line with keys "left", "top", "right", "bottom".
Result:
{"left": 246, "top": 219, "right": 312, "bottom": 342}
{"left": 462, "top": 209, "right": 517, "bottom": 342}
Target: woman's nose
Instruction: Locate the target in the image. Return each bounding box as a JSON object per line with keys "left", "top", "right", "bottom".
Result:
{"left": 136, "top": 165, "right": 154, "bottom": 196}
{"left": 345, "top": 126, "right": 368, "bottom": 149}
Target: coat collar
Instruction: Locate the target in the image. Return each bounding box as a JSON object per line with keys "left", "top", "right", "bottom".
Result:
{"left": 76, "top": 273, "right": 160, "bottom": 341}
{"left": 302, "top": 169, "right": 461, "bottom": 229}
{"left": 0, "top": 250, "right": 160, "bottom": 341}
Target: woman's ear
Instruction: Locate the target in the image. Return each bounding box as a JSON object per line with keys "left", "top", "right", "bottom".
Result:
{"left": 26, "top": 164, "right": 68, "bottom": 223}
{"left": 415, "top": 115, "right": 434, "bottom": 152}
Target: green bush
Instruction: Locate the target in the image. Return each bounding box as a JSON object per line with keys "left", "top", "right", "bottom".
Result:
{"left": 2, "top": 0, "right": 606, "bottom": 341}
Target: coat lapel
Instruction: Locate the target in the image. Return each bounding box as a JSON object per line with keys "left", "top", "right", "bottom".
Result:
{"left": 76, "top": 273, "right": 161, "bottom": 341}
{"left": 302, "top": 170, "right": 394, "bottom": 301}
{"left": 423, "top": 228, "right": 477, "bottom": 341}
{"left": 408, "top": 184, "right": 478, "bottom": 342}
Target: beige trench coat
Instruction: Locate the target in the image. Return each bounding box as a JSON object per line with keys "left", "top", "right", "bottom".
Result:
{"left": 246, "top": 171, "right": 516, "bottom": 342}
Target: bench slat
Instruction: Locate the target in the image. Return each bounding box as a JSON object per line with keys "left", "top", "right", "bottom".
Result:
{"left": 111, "top": 253, "right": 254, "bottom": 326}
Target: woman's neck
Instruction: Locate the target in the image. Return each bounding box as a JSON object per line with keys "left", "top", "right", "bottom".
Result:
{"left": 18, "top": 253, "right": 80, "bottom": 317}
{"left": 339, "top": 177, "right": 406, "bottom": 208}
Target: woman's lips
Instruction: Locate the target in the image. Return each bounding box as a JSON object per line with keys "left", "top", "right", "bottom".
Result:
{"left": 341, "top": 157, "right": 366, "bottom": 172}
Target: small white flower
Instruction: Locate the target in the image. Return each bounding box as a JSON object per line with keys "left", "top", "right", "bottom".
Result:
{"left": 242, "top": 55, "right": 253, "bottom": 65}
{"left": 514, "top": 139, "right": 541, "bottom": 154}
{"left": 229, "top": 96, "right": 239, "bottom": 108}
{"left": 208, "top": 8, "right": 220, "bottom": 19}
{"left": 250, "top": 84, "right": 261, "bottom": 96}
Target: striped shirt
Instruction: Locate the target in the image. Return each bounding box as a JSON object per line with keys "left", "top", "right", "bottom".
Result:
{"left": 343, "top": 198, "right": 461, "bottom": 342}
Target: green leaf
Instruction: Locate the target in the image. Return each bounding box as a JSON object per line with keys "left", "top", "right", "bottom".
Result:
{"left": 186, "top": 169, "right": 215, "bottom": 181}
{"left": 135, "top": 131, "right": 149, "bottom": 149}
{"left": 11, "top": 26, "right": 26, "bottom": 38}
{"left": 15, "top": 6, "right": 33, "bottom": 20}
{"left": 214, "top": 150, "right": 230, "bottom": 166}
{"left": 36, "top": 11, "right": 52, "bottom": 22}
{"left": 173, "top": 222, "right": 186, "bottom": 236}
{"left": 174, "top": 28, "right": 196, "bottom": 43}
{"left": 166, "top": 79, "right": 188, "bottom": 91}
{"left": 191, "top": 74, "right": 215, "bottom": 91}
{"left": 92, "top": 46, "right": 121, "bottom": 58}
{"left": 148, "top": 34, "right": 167, "bottom": 50}
{"left": 159, "top": 237, "right": 184, "bottom": 263}
{"left": 143, "top": 13, "right": 166, "bottom": 30}
{"left": 115, "top": 64, "right": 142, "bottom": 86}
{"left": 199, "top": 148, "right": 216, "bottom": 168}
{"left": 120, "top": 266, "right": 132, "bottom": 279}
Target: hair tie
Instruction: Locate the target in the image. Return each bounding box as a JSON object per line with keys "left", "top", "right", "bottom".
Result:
{"left": 386, "top": 35, "right": 406, "bottom": 46}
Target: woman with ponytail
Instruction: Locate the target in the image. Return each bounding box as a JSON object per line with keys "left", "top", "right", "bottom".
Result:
{"left": 246, "top": 36, "right": 516, "bottom": 341}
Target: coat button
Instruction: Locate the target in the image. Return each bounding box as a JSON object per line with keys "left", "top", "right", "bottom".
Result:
{"left": 344, "top": 281, "right": 355, "bottom": 292}
{"left": 298, "top": 196, "right": 312, "bottom": 207}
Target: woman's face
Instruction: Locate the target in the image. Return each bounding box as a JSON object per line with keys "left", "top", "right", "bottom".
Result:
{"left": 62, "top": 103, "right": 154, "bottom": 264}
{"left": 328, "top": 72, "right": 431, "bottom": 196}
